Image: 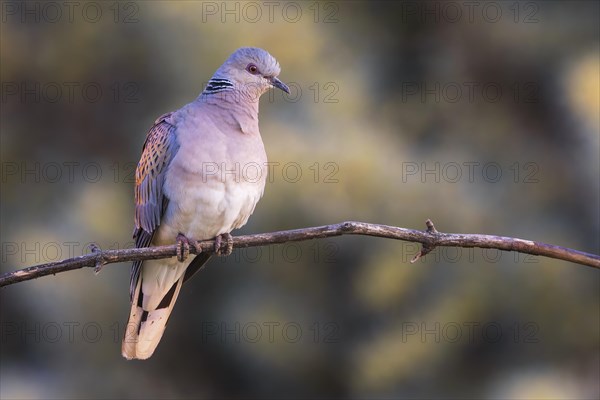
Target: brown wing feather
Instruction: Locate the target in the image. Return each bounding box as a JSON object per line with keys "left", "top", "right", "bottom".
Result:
{"left": 135, "top": 112, "right": 178, "bottom": 234}
{"left": 129, "top": 112, "right": 179, "bottom": 300}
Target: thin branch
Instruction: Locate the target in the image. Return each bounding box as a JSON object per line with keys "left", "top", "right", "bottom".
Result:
{"left": 1, "top": 220, "right": 598, "bottom": 288}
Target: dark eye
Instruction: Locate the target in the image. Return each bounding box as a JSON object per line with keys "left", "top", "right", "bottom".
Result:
{"left": 246, "top": 63, "right": 259, "bottom": 75}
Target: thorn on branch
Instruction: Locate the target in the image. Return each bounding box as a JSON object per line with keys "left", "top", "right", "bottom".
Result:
{"left": 89, "top": 243, "right": 106, "bottom": 275}
{"left": 411, "top": 219, "right": 439, "bottom": 263}
{"left": 425, "top": 219, "right": 438, "bottom": 234}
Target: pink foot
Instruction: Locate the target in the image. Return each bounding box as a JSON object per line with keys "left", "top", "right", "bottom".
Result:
{"left": 176, "top": 233, "right": 191, "bottom": 262}
{"left": 214, "top": 233, "right": 233, "bottom": 256}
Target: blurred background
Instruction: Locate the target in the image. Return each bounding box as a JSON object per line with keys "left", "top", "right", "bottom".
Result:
{"left": 1, "top": 1, "right": 598, "bottom": 398}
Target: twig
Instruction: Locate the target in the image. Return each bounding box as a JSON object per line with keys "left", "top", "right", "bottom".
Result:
{"left": 1, "top": 220, "right": 598, "bottom": 288}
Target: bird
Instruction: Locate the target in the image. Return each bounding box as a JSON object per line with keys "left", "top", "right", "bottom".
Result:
{"left": 122, "top": 47, "right": 289, "bottom": 360}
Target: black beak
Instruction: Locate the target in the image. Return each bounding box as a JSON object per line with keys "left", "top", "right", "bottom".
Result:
{"left": 270, "top": 77, "right": 290, "bottom": 94}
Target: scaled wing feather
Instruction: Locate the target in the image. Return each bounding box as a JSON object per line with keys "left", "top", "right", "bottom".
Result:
{"left": 129, "top": 112, "right": 179, "bottom": 300}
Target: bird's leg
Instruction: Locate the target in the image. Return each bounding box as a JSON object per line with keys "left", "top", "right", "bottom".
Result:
{"left": 214, "top": 233, "right": 233, "bottom": 256}
{"left": 176, "top": 233, "right": 191, "bottom": 262}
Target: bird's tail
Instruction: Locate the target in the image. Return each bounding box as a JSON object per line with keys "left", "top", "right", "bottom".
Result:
{"left": 121, "top": 270, "right": 185, "bottom": 360}
{"left": 122, "top": 253, "right": 212, "bottom": 360}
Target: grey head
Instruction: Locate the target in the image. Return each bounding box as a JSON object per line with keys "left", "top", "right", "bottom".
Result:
{"left": 202, "top": 47, "right": 289, "bottom": 99}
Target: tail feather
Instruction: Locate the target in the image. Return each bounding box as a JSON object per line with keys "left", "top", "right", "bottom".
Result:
{"left": 122, "top": 270, "right": 185, "bottom": 360}
{"left": 122, "top": 254, "right": 212, "bottom": 360}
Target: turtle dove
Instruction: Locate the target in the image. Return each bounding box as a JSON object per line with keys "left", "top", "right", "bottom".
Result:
{"left": 122, "top": 47, "right": 289, "bottom": 360}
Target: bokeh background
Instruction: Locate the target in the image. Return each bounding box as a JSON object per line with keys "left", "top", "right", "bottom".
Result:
{"left": 1, "top": 1, "right": 599, "bottom": 398}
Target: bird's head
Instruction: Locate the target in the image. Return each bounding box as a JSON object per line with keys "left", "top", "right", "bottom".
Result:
{"left": 211, "top": 47, "right": 289, "bottom": 100}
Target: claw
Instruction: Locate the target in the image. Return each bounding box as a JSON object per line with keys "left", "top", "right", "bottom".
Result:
{"left": 176, "top": 233, "right": 190, "bottom": 262}
{"left": 214, "top": 233, "right": 233, "bottom": 256}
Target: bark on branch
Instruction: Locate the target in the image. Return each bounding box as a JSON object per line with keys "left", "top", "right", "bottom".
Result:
{"left": 1, "top": 220, "right": 598, "bottom": 288}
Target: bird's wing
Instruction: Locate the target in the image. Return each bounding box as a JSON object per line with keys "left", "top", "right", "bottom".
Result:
{"left": 129, "top": 112, "right": 179, "bottom": 301}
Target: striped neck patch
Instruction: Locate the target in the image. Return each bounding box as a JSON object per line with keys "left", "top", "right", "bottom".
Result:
{"left": 202, "top": 78, "right": 234, "bottom": 95}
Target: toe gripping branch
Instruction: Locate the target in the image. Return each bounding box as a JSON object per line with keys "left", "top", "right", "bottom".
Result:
{"left": 176, "top": 233, "right": 192, "bottom": 262}
{"left": 214, "top": 233, "right": 234, "bottom": 256}
{"left": 176, "top": 232, "right": 234, "bottom": 262}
